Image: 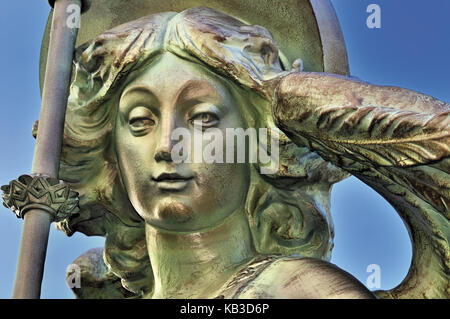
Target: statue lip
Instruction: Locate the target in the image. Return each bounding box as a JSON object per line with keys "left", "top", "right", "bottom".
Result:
{"left": 152, "top": 172, "right": 194, "bottom": 182}
{"left": 151, "top": 172, "right": 194, "bottom": 191}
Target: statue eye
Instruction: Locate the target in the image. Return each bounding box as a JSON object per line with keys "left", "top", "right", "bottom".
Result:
{"left": 128, "top": 106, "right": 156, "bottom": 134}
{"left": 130, "top": 117, "right": 155, "bottom": 127}
{"left": 129, "top": 117, "right": 155, "bottom": 134}
{"left": 190, "top": 112, "right": 219, "bottom": 128}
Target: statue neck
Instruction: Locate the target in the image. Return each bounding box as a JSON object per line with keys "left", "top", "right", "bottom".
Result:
{"left": 145, "top": 208, "right": 257, "bottom": 298}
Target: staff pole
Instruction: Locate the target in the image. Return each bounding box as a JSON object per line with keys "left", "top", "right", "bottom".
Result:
{"left": 11, "top": 0, "right": 89, "bottom": 299}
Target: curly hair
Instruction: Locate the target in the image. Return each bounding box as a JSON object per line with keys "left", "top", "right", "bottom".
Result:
{"left": 55, "top": 7, "right": 348, "bottom": 297}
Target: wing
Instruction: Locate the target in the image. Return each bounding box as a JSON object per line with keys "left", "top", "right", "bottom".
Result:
{"left": 271, "top": 72, "right": 450, "bottom": 298}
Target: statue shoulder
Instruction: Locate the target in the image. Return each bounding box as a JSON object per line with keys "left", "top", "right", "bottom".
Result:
{"left": 225, "top": 256, "right": 375, "bottom": 299}
{"left": 67, "top": 247, "right": 136, "bottom": 299}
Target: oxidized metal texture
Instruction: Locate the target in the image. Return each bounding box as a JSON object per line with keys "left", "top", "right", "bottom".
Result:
{"left": 27, "top": 5, "right": 449, "bottom": 299}
{"left": 1, "top": 174, "right": 79, "bottom": 222}
{"left": 217, "top": 256, "right": 375, "bottom": 298}
{"left": 272, "top": 72, "right": 450, "bottom": 298}
{"left": 66, "top": 248, "right": 136, "bottom": 299}
{"left": 57, "top": 8, "right": 354, "bottom": 299}
{"left": 39, "top": 0, "right": 349, "bottom": 92}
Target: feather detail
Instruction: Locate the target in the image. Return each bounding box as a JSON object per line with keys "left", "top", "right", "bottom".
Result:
{"left": 272, "top": 72, "right": 450, "bottom": 298}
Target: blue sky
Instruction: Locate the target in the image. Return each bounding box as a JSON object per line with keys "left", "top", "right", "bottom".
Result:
{"left": 0, "top": 1, "right": 448, "bottom": 298}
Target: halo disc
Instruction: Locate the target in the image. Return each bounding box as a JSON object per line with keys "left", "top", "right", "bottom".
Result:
{"left": 39, "top": 0, "right": 349, "bottom": 91}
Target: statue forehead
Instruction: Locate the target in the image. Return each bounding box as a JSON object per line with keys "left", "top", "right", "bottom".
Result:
{"left": 122, "top": 52, "right": 234, "bottom": 101}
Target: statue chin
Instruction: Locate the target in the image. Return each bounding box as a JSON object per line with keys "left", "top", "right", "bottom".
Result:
{"left": 146, "top": 199, "right": 194, "bottom": 231}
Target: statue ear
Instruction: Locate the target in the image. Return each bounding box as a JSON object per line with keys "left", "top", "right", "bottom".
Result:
{"left": 247, "top": 182, "right": 332, "bottom": 260}
{"left": 252, "top": 200, "right": 303, "bottom": 254}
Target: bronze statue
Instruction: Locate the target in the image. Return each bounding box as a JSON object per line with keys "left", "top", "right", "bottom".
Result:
{"left": 3, "top": 1, "right": 449, "bottom": 299}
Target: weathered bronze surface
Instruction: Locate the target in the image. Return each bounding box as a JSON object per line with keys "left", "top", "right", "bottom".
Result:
{"left": 4, "top": 1, "right": 448, "bottom": 299}
{"left": 273, "top": 72, "right": 450, "bottom": 298}
{"left": 2, "top": 175, "right": 79, "bottom": 221}
{"left": 39, "top": 0, "right": 350, "bottom": 91}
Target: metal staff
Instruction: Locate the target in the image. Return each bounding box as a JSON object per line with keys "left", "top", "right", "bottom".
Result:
{"left": 10, "top": 0, "right": 89, "bottom": 299}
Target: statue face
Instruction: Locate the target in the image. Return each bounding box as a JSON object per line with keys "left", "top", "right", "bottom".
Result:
{"left": 115, "top": 53, "right": 250, "bottom": 231}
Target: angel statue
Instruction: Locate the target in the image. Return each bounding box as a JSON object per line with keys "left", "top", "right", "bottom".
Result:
{"left": 2, "top": 1, "right": 448, "bottom": 299}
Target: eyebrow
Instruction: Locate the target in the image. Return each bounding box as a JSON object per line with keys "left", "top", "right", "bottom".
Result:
{"left": 119, "top": 85, "right": 160, "bottom": 113}
{"left": 175, "top": 80, "right": 223, "bottom": 106}
{"left": 119, "top": 76, "right": 231, "bottom": 121}
{"left": 120, "top": 79, "right": 225, "bottom": 112}
{"left": 121, "top": 84, "right": 158, "bottom": 101}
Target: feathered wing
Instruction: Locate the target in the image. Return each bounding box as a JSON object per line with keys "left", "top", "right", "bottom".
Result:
{"left": 271, "top": 72, "right": 450, "bottom": 298}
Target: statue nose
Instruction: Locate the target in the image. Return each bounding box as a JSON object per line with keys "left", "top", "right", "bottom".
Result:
{"left": 154, "top": 114, "right": 176, "bottom": 162}
{"left": 155, "top": 149, "right": 173, "bottom": 162}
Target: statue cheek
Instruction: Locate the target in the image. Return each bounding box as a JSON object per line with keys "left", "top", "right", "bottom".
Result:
{"left": 196, "top": 162, "right": 249, "bottom": 210}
